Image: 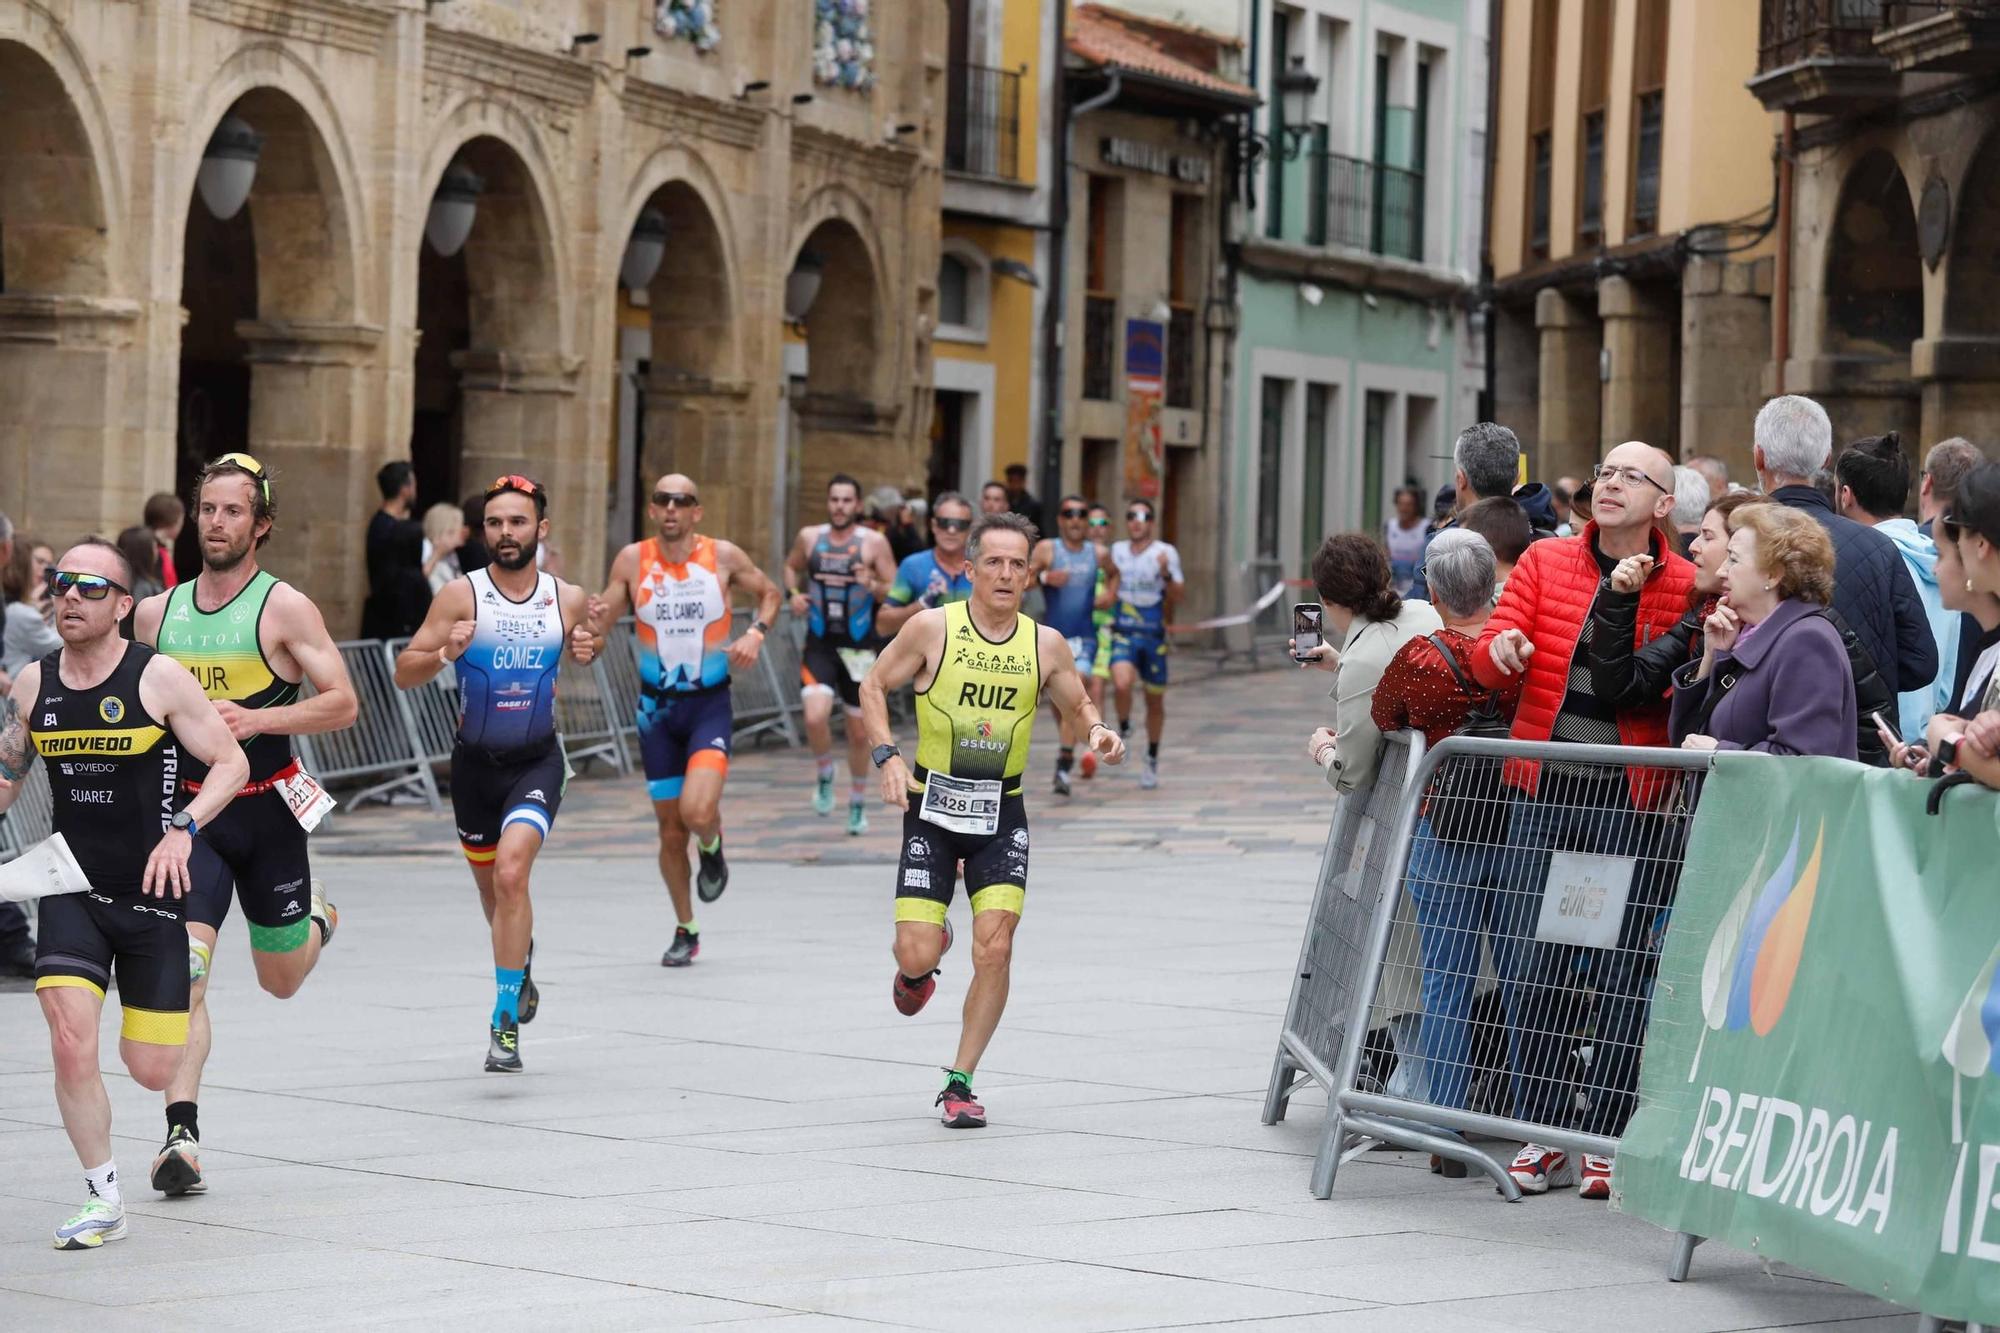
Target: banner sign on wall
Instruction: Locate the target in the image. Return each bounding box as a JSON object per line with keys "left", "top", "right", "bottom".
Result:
{"left": 1124, "top": 318, "right": 1165, "bottom": 502}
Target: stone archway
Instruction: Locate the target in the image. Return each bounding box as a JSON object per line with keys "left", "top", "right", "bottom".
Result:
{"left": 0, "top": 35, "right": 132, "bottom": 543}
{"left": 1812, "top": 149, "right": 1923, "bottom": 447}
{"left": 178, "top": 82, "right": 367, "bottom": 603}
{"left": 1914, "top": 132, "right": 2000, "bottom": 451}
{"left": 413, "top": 128, "right": 579, "bottom": 561}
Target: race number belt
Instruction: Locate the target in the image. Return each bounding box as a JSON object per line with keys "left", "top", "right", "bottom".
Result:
{"left": 183, "top": 757, "right": 301, "bottom": 797}
{"left": 183, "top": 757, "right": 337, "bottom": 832}
{"left": 917, "top": 771, "right": 1002, "bottom": 837}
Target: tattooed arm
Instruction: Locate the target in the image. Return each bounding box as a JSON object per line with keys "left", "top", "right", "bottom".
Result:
{"left": 0, "top": 661, "right": 41, "bottom": 812}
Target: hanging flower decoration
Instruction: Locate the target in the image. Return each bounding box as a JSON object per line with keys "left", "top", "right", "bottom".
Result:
{"left": 813, "top": 0, "right": 875, "bottom": 91}
{"left": 654, "top": 0, "right": 721, "bottom": 53}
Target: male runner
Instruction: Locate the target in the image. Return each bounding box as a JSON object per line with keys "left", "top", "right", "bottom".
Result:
{"left": 131, "top": 453, "right": 359, "bottom": 1197}
{"left": 1028, "top": 495, "right": 1117, "bottom": 795}
{"left": 593, "top": 473, "right": 781, "bottom": 968}
{"left": 860, "top": 512, "right": 1124, "bottom": 1128}
{"left": 1109, "top": 499, "right": 1184, "bottom": 790}
{"left": 0, "top": 540, "right": 247, "bottom": 1249}
{"left": 877, "top": 491, "right": 975, "bottom": 636}
{"left": 1085, "top": 504, "right": 1117, "bottom": 728}
{"left": 394, "top": 475, "right": 596, "bottom": 1071}
{"left": 784, "top": 473, "right": 896, "bottom": 834}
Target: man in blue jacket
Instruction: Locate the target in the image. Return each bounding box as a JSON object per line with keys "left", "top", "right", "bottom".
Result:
{"left": 1753, "top": 396, "right": 1937, "bottom": 702}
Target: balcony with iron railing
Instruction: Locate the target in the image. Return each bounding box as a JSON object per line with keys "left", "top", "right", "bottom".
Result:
{"left": 1751, "top": 0, "right": 1898, "bottom": 110}
{"left": 944, "top": 62, "right": 1025, "bottom": 182}
{"left": 1876, "top": 0, "right": 2000, "bottom": 71}
{"left": 1304, "top": 151, "right": 1424, "bottom": 264}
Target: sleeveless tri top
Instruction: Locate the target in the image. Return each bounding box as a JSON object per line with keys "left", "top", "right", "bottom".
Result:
{"left": 30, "top": 643, "right": 176, "bottom": 895}
{"left": 805, "top": 525, "right": 877, "bottom": 646}
{"left": 634, "top": 535, "right": 731, "bottom": 695}
{"left": 456, "top": 568, "right": 565, "bottom": 755}
{"left": 913, "top": 602, "right": 1041, "bottom": 796}
{"left": 1042, "top": 541, "right": 1101, "bottom": 640}
{"left": 156, "top": 570, "right": 301, "bottom": 783}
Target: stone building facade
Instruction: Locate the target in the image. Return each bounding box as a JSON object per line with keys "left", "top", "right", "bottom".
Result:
{"left": 0, "top": 0, "right": 942, "bottom": 634}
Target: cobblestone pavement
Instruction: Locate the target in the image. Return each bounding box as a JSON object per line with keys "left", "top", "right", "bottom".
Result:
{"left": 0, "top": 668, "right": 1908, "bottom": 1329}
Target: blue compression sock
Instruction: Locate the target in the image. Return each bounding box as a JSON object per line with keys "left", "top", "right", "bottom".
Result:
{"left": 494, "top": 967, "right": 525, "bottom": 1025}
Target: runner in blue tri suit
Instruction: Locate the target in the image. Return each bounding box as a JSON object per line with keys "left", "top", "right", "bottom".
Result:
{"left": 877, "top": 491, "right": 976, "bottom": 637}
{"left": 1108, "top": 498, "right": 1184, "bottom": 791}
{"left": 784, "top": 474, "right": 898, "bottom": 835}
{"left": 394, "top": 475, "right": 597, "bottom": 1073}
{"left": 1029, "top": 494, "right": 1118, "bottom": 795}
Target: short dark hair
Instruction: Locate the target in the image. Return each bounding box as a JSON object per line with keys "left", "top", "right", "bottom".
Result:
{"left": 1835, "top": 433, "right": 1911, "bottom": 519}
{"left": 1060, "top": 493, "right": 1088, "bottom": 508}
{"left": 1311, "top": 533, "right": 1400, "bottom": 622}
{"left": 828, "top": 473, "right": 861, "bottom": 499}
{"left": 969, "top": 511, "right": 1038, "bottom": 557}
{"left": 377, "top": 460, "right": 414, "bottom": 500}
{"left": 2, "top": 533, "right": 42, "bottom": 603}
{"left": 195, "top": 455, "right": 278, "bottom": 548}
{"left": 1453, "top": 422, "right": 1521, "bottom": 501}
{"left": 1457, "top": 496, "right": 1533, "bottom": 565}
{"left": 143, "top": 492, "right": 183, "bottom": 530}
{"left": 1004, "top": 463, "right": 1028, "bottom": 478}
{"left": 74, "top": 535, "right": 137, "bottom": 588}
{"left": 1127, "top": 499, "right": 1156, "bottom": 520}
{"left": 932, "top": 490, "right": 973, "bottom": 518}
{"left": 981, "top": 480, "right": 1008, "bottom": 496}
{"left": 1951, "top": 462, "right": 2000, "bottom": 547}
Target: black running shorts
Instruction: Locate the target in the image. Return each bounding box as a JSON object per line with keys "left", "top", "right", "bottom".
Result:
{"left": 452, "top": 741, "right": 566, "bottom": 865}
{"left": 35, "top": 889, "right": 190, "bottom": 1044}
{"left": 893, "top": 794, "right": 1029, "bottom": 927}
{"left": 800, "top": 634, "right": 869, "bottom": 710}
{"left": 187, "top": 790, "right": 313, "bottom": 951}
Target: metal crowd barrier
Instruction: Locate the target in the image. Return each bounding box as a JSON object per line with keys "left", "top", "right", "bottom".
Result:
{"left": 1268, "top": 736, "right": 1713, "bottom": 1217}
{"left": 292, "top": 639, "right": 443, "bottom": 811}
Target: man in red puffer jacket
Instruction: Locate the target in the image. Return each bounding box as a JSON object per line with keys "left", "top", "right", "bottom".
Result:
{"left": 1468, "top": 439, "right": 1695, "bottom": 1204}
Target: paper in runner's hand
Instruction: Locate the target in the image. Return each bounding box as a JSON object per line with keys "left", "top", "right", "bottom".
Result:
{"left": 0, "top": 834, "right": 91, "bottom": 904}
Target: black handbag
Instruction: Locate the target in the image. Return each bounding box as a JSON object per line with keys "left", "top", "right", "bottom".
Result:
{"left": 1422, "top": 633, "right": 1515, "bottom": 844}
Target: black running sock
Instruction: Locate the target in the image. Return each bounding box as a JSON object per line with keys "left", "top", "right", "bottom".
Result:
{"left": 167, "top": 1101, "right": 198, "bottom": 1141}
{"left": 1148, "top": 741, "right": 1160, "bottom": 761}
{"left": 1057, "top": 747, "right": 1074, "bottom": 774}
{"left": 900, "top": 973, "right": 931, "bottom": 987}
{"left": 1119, "top": 717, "right": 1131, "bottom": 736}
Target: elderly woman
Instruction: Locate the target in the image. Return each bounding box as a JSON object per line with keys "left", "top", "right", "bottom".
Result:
{"left": 1929, "top": 465, "right": 2000, "bottom": 783}
{"left": 1370, "top": 530, "right": 1525, "bottom": 1131}
{"left": 1672, "top": 503, "right": 1857, "bottom": 758}
{"left": 1298, "top": 533, "right": 1441, "bottom": 793}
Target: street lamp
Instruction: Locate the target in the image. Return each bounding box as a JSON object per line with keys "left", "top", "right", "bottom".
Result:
{"left": 620, "top": 207, "right": 670, "bottom": 291}
{"left": 197, "top": 115, "right": 263, "bottom": 221}
{"left": 1276, "top": 55, "right": 1319, "bottom": 151}
{"left": 784, "top": 251, "right": 824, "bottom": 323}
{"left": 425, "top": 163, "right": 485, "bottom": 258}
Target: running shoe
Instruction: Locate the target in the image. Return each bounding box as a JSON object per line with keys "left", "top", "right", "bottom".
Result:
{"left": 696, "top": 836, "right": 729, "bottom": 903}
{"left": 52, "top": 1198, "right": 125, "bottom": 1250}
{"left": 847, "top": 801, "right": 868, "bottom": 836}
{"left": 1139, "top": 756, "right": 1159, "bottom": 790}
{"left": 519, "top": 939, "right": 539, "bottom": 1025}
{"left": 1507, "top": 1144, "right": 1575, "bottom": 1194}
{"left": 310, "top": 879, "right": 338, "bottom": 947}
{"left": 1052, "top": 766, "right": 1072, "bottom": 798}
{"left": 1079, "top": 750, "right": 1098, "bottom": 780}
{"left": 662, "top": 926, "right": 700, "bottom": 967}
{"left": 813, "top": 771, "right": 835, "bottom": 816}
{"left": 1579, "top": 1153, "right": 1615, "bottom": 1200}
{"left": 150, "top": 1126, "right": 204, "bottom": 1197}
{"left": 936, "top": 1076, "right": 986, "bottom": 1129}
{"left": 892, "top": 969, "right": 937, "bottom": 1016}
{"left": 485, "top": 1016, "right": 523, "bottom": 1073}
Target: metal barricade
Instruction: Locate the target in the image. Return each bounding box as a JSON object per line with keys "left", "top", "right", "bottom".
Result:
{"left": 1294, "top": 735, "right": 1711, "bottom": 1209}
{"left": 555, "top": 651, "right": 630, "bottom": 776}
{"left": 296, "top": 640, "right": 442, "bottom": 811}
{"left": 729, "top": 608, "right": 803, "bottom": 748}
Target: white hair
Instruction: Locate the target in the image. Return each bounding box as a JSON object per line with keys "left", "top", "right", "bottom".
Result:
{"left": 1670, "top": 466, "right": 1711, "bottom": 529}
{"left": 1754, "top": 394, "right": 1833, "bottom": 480}
{"left": 1422, "top": 527, "right": 1497, "bottom": 619}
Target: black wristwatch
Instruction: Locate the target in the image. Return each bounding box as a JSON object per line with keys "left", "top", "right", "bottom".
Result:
{"left": 170, "top": 810, "right": 199, "bottom": 836}
{"left": 1935, "top": 732, "right": 1964, "bottom": 770}
{"left": 749, "top": 619, "right": 771, "bottom": 636}
{"left": 871, "top": 744, "right": 900, "bottom": 768}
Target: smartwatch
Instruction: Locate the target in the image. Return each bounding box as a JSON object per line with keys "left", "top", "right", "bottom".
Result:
{"left": 749, "top": 619, "right": 771, "bottom": 636}
{"left": 1935, "top": 732, "right": 1965, "bottom": 769}
{"left": 170, "top": 810, "right": 199, "bottom": 837}
{"left": 871, "top": 743, "right": 901, "bottom": 769}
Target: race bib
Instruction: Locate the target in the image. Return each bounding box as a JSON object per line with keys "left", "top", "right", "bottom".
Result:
{"left": 918, "top": 771, "right": 1002, "bottom": 837}
{"left": 836, "top": 647, "right": 879, "bottom": 681}
{"left": 275, "top": 768, "right": 338, "bottom": 833}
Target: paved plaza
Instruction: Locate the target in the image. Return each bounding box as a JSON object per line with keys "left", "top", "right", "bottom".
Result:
{"left": 0, "top": 669, "right": 1910, "bottom": 1329}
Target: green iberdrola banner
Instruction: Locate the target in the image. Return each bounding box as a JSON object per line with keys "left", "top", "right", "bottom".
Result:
{"left": 1614, "top": 755, "right": 2000, "bottom": 1323}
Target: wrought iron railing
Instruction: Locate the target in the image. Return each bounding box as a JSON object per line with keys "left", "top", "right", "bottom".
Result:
{"left": 1758, "top": 0, "right": 1885, "bottom": 72}
{"left": 1315, "top": 151, "right": 1425, "bottom": 263}
{"left": 1083, "top": 294, "right": 1117, "bottom": 401}
{"left": 944, "top": 62, "right": 1024, "bottom": 181}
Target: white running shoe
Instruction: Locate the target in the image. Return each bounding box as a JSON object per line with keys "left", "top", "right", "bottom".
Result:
{"left": 1139, "top": 756, "right": 1159, "bottom": 790}
{"left": 53, "top": 1198, "right": 125, "bottom": 1250}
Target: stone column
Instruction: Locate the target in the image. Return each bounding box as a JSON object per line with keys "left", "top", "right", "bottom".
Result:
{"left": 1598, "top": 274, "right": 1675, "bottom": 451}
{"left": 642, "top": 375, "right": 765, "bottom": 551}
{"left": 238, "top": 320, "right": 384, "bottom": 635}
{"left": 0, "top": 294, "right": 144, "bottom": 542}
{"left": 1679, "top": 257, "right": 1771, "bottom": 479}
{"left": 794, "top": 395, "right": 913, "bottom": 539}
{"left": 1535, "top": 288, "right": 1602, "bottom": 484}
{"left": 453, "top": 349, "right": 592, "bottom": 578}
{"left": 1914, "top": 336, "right": 2000, "bottom": 456}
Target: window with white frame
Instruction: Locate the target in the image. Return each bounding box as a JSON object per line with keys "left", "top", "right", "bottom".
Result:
{"left": 936, "top": 241, "right": 991, "bottom": 342}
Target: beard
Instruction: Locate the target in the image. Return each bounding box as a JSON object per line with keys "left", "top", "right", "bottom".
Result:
{"left": 492, "top": 537, "right": 538, "bottom": 571}
{"left": 202, "top": 532, "right": 254, "bottom": 573}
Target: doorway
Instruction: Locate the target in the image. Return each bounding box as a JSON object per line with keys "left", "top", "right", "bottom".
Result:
{"left": 930, "top": 390, "right": 967, "bottom": 503}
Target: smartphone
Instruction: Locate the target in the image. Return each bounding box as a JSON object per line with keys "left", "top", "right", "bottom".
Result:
{"left": 1292, "top": 603, "right": 1324, "bottom": 663}
{"left": 1870, "top": 711, "right": 1900, "bottom": 748}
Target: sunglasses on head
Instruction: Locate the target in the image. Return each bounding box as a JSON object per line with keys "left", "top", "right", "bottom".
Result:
{"left": 933, "top": 516, "right": 971, "bottom": 532}
{"left": 1059, "top": 506, "right": 1090, "bottom": 519}
{"left": 212, "top": 451, "right": 271, "bottom": 505}
{"left": 46, "top": 569, "right": 128, "bottom": 601}
{"left": 652, "top": 490, "right": 699, "bottom": 508}
{"left": 1940, "top": 512, "right": 1964, "bottom": 544}
{"left": 487, "top": 473, "right": 542, "bottom": 498}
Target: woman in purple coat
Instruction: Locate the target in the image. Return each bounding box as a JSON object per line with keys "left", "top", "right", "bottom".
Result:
{"left": 1672, "top": 503, "right": 1858, "bottom": 759}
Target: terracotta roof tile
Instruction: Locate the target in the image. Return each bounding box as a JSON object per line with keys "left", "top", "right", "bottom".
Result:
{"left": 1067, "top": 4, "right": 1257, "bottom": 105}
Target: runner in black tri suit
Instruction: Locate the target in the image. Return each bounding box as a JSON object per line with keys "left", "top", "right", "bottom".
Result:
{"left": 131, "top": 453, "right": 360, "bottom": 1198}
{"left": 0, "top": 539, "right": 247, "bottom": 1251}
{"left": 785, "top": 473, "right": 897, "bottom": 835}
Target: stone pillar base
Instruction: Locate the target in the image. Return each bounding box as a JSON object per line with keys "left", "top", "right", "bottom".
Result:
{"left": 1679, "top": 258, "right": 1770, "bottom": 480}
{"left": 1535, "top": 287, "right": 1602, "bottom": 486}
{"left": 1915, "top": 337, "right": 2000, "bottom": 454}
{"left": 1598, "top": 275, "right": 1676, "bottom": 453}
{"left": 0, "top": 295, "right": 143, "bottom": 544}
